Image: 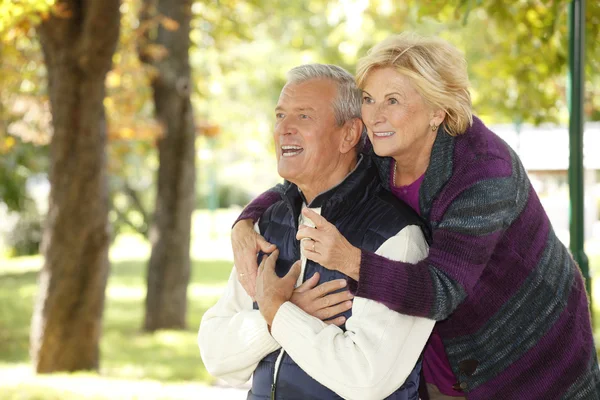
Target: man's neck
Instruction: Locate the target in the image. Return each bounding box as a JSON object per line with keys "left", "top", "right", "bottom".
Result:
{"left": 298, "top": 155, "right": 358, "bottom": 204}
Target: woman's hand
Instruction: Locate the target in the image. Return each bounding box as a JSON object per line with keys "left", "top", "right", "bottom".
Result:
{"left": 231, "top": 219, "right": 276, "bottom": 299}
{"left": 296, "top": 208, "right": 361, "bottom": 280}
{"left": 290, "top": 272, "right": 354, "bottom": 326}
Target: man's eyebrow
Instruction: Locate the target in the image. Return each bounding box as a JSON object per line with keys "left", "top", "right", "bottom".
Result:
{"left": 296, "top": 106, "right": 316, "bottom": 112}
{"left": 275, "top": 106, "right": 317, "bottom": 112}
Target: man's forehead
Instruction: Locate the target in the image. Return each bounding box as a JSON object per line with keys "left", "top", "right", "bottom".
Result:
{"left": 276, "top": 80, "right": 336, "bottom": 109}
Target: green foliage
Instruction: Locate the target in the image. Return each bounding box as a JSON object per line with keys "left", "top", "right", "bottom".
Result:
{"left": 4, "top": 200, "right": 43, "bottom": 256}
{"left": 417, "top": 0, "right": 600, "bottom": 123}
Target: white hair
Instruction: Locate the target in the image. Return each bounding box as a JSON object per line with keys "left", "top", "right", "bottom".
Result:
{"left": 286, "top": 64, "right": 362, "bottom": 127}
{"left": 286, "top": 64, "right": 365, "bottom": 151}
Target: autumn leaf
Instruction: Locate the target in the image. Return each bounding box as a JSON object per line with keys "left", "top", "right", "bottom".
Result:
{"left": 160, "top": 16, "right": 179, "bottom": 31}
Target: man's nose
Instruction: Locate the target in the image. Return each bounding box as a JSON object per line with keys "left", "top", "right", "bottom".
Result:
{"left": 276, "top": 120, "right": 296, "bottom": 136}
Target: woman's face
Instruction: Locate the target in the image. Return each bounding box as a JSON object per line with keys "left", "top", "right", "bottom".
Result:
{"left": 361, "top": 67, "right": 437, "bottom": 159}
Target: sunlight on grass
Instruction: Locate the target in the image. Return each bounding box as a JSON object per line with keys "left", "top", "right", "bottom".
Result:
{"left": 1, "top": 224, "right": 597, "bottom": 398}
{"left": 0, "top": 244, "right": 235, "bottom": 398}
{"left": 0, "top": 365, "right": 245, "bottom": 400}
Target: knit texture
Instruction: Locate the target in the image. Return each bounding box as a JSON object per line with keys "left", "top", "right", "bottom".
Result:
{"left": 236, "top": 117, "right": 600, "bottom": 399}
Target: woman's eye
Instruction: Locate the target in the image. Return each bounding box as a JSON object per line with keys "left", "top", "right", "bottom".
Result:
{"left": 299, "top": 114, "right": 309, "bottom": 119}
{"left": 388, "top": 98, "right": 398, "bottom": 105}
{"left": 362, "top": 96, "right": 373, "bottom": 104}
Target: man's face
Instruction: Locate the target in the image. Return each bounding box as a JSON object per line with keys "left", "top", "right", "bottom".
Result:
{"left": 274, "top": 79, "right": 345, "bottom": 188}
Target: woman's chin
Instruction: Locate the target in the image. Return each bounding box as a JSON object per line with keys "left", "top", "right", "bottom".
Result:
{"left": 372, "top": 144, "right": 396, "bottom": 158}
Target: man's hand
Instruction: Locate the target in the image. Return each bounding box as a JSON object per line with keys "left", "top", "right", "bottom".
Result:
{"left": 291, "top": 272, "right": 353, "bottom": 326}
{"left": 231, "top": 219, "right": 276, "bottom": 298}
{"left": 255, "top": 250, "right": 301, "bottom": 326}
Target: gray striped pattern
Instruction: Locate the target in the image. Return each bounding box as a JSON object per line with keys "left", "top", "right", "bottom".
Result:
{"left": 420, "top": 127, "right": 454, "bottom": 221}
{"left": 445, "top": 228, "right": 576, "bottom": 390}
{"left": 562, "top": 353, "right": 600, "bottom": 400}
{"left": 437, "top": 143, "right": 530, "bottom": 236}
{"left": 428, "top": 266, "right": 467, "bottom": 320}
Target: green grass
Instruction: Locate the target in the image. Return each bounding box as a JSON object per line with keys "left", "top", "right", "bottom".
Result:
{"left": 0, "top": 237, "right": 598, "bottom": 399}
{"left": 0, "top": 254, "right": 233, "bottom": 398}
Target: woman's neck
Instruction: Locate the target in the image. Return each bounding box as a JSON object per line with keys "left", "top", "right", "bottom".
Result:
{"left": 393, "top": 135, "right": 436, "bottom": 187}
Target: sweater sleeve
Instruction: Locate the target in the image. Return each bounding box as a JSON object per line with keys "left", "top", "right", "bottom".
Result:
{"left": 198, "top": 265, "right": 281, "bottom": 386}
{"left": 233, "top": 185, "right": 284, "bottom": 226}
{"left": 270, "top": 225, "right": 434, "bottom": 400}
{"left": 350, "top": 155, "right": 521, "bottom": 321}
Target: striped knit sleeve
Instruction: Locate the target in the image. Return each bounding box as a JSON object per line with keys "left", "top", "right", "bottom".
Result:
{"left": 233, "top": 185, "right": 284, "bottom": 227}
{"left": 351, "top": 154, "right": 526, "bottom": 320}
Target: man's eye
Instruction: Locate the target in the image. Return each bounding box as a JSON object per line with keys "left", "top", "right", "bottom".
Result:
{"left": 299, "top": 114, "right": 309, "bottom": 119}
{"left": 275, "top": 113, "right": 284, "bottom": 119}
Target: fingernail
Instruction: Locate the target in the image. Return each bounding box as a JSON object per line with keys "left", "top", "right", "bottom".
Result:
{"left": 347, "top": 292, "right": 354, "bottom": 298}
{"left": 346, "top": 301, "right": 353, "bottom": 306}
{"left": 339, "top": 280, "right": 347, "bottom": 287}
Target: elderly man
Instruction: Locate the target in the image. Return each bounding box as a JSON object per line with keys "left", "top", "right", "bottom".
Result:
{"left": 198, "top": 64, "right": 434, "bottom": 400}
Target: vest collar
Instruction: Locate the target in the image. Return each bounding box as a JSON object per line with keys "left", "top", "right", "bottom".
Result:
{"left": 280, "top": 154, "right": 379, "bottom": 221}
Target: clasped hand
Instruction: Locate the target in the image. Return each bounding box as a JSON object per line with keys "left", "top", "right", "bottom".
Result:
{"left": 254, "top": 250, "right": 353, "bottom": 327}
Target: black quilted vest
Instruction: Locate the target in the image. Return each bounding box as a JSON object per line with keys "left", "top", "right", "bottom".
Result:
{"left": 249, "top": 155, "right": 428, "bottom": 400}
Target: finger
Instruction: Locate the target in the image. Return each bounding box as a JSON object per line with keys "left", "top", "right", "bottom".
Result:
{"left": 296, "top": 226, "right": 323, "bottom": 242}
{"left": 295, "top": 271, "right": 319, "bottom": 293}
{"left": 257, "top": 254, "right": 269, "bottom": 277}
{"left": 301, "top": 238, "right": 320, "bottom": 255}
{"left": 302, "top": 208, "right": 330, "bottom": 230}
{"left": 317, "top": 300, "right": 353, "bottom": 320}
{"left": 263, "top": 250, "right": 279, "bottom": 273}
{"left": 256, "top": 234, "right": 276, "bottom": 252}
{"left": 311, "top": 279, "right": 347, "bottom": 298}
{"left": 319, "top": 290, "right": 353, "bottom": 308}
{"left": 325, "top": 316, "right": 346, "bottom": 326}
{"left": 284, "top": 260, "right": 302, "bottom": 285}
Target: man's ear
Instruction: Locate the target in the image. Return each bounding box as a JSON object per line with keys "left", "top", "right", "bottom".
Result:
{"left": 339, "top": 118, "right": 363, "bottom": 155}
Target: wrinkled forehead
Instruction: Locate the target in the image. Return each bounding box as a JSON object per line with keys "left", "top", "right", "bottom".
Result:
{"left": 276, "top": 80, "right": 337, "bottom": 112}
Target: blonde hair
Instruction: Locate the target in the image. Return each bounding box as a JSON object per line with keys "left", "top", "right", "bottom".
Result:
{"left": 356, "top": 32, "right": 473, "bottom": 136}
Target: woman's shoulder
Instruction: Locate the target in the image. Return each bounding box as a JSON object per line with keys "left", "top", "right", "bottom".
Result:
{"left": 454, "top": 116, "right": 515, "bottom": 166}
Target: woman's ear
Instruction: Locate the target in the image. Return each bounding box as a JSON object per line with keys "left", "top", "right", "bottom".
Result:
{"left": 431, "top": 108, "right": 446, "bottom": 128}
{"left": 340, "top": 118, "right": 363, "bottom": 154}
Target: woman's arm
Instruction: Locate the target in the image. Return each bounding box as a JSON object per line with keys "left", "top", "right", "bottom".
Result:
{"left": 231, "top": 185, "right": 284, "bottom": 297}
{"left": 355, "top": 156, "right": 520, "bottom": 320}
{"left": 233, "top": 187, "right": 282, "bottom": 226}
{"left": 300, "top": 155, "right": 519, "bottom": 321}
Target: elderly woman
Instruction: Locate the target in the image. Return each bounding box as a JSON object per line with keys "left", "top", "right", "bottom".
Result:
{"left": 231, "top": 33, "right": 600, "bottom": 399}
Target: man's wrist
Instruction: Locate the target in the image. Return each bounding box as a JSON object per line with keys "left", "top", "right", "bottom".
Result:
{"left": 260, "top": 298, "right": 286, "bottom": 326}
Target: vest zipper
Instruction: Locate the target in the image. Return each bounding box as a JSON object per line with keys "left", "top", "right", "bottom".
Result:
{"left": 271, "top": 205, "right": 311, "bottom": 399}
{"left": 271, "top": 349, "right": 285, "bottom": 400}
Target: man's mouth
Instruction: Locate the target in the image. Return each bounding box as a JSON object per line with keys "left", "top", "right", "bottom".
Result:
{"left": 281, "top": 145, "right": 304, "bottom": 157}
{"left": 373, "top": 131, "right": 395, "bottom": 137}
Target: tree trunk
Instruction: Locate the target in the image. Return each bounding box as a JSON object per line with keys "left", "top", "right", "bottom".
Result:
{"left": 30, "top": 0, "right": 120, "bottom": 372}
{"left": 142, "top": 0, "right": 196, "bottom": 331}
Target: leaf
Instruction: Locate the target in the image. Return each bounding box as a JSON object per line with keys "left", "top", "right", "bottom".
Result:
{"left": 160, "top": 16, "right": 180, "bottom": 31}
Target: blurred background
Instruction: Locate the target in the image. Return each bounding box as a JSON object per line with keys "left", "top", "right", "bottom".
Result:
{"left": 0, "top": 0, "right": 599, "bottom": 399}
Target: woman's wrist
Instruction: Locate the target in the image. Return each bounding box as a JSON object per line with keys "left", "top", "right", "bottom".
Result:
{"left": 343, "top": 246, "right": 361, "bottom": 281}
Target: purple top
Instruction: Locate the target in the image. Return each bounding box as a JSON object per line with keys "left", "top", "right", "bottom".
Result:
{"left": 235, "top": 117, "right": 599, "bottom": 398}
{"left": 388, "top": 163, "right": 424, "bottom": 214}
{"left": 389, "top": 165, "right": 463, "bottom": 397}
